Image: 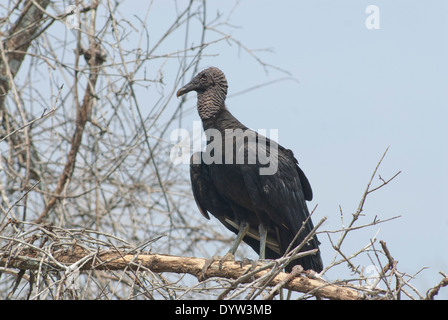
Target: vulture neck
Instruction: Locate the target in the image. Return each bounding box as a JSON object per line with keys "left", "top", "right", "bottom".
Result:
{"left": 196, "top": 87, "right": 226, "bottom": 121}
{"left": 197, "top": 87, "right": 247, "bottom": 134}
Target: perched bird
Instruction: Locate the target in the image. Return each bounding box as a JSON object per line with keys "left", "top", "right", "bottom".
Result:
{"left": 177, "top": 67, "right": 323, "bottom": 272}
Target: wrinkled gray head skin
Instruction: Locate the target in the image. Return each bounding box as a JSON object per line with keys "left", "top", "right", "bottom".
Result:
{"left": 177, "top": 67, "right": 228, "bottom": 119}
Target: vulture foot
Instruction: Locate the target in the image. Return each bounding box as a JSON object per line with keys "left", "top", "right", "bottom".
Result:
{"left": 201, "top": 252, "right": 235, "bottom": 279}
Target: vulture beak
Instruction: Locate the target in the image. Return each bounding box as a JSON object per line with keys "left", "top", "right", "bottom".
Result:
{"left": 176, "top": 79, "right": 199, "bottom": 98}
{"left": 176, "top": 87, "right": 189, "bottom": 97}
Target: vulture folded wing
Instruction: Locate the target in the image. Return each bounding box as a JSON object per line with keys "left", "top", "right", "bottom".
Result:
{"left": 239, "top": 139, "right": 323, "bottom": 271}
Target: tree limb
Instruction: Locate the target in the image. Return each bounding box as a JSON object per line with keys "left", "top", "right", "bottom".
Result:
{"left": 35, "top": 2, "right": 105, "bottom": 223}
{"left": 0, "top": 247, "right": 361, "bottom": 300}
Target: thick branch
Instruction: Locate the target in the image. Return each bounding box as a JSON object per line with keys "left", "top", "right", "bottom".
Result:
{"left": 0, "top": 248, "right": 361, "bottom": 300}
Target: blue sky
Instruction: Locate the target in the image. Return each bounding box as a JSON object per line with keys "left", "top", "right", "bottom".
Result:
{"left": 168, "top": 0, "right": 448, "bottom": 297}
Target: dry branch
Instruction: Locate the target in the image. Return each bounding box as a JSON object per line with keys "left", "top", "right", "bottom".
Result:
{"left": 0, "top": 247, "right": 361, "bottom": 300}
{"left": 0, "top": 0, "right": 51, "bottom": 107}
{"left": 34, "top": 2, "right": 105, "bottom": 224}
{"left": 426, "top": 274, "right": 448, "bottom": 300}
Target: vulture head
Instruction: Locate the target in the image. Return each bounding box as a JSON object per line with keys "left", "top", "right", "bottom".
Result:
{"left": 177, "top": 67, "right": 229, "bottom": 119}
{"left": 177, "top": 67, "right": 227, "bottom": 98}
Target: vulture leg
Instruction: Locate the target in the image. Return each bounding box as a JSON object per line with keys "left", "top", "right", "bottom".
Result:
{"left": 227, "top": 220, "right": 249, "bottom": 257}
{"left": 201, "top": 221, "right": 249, "bottom": 279}
{"left": 258, "top": 223, "right": 268, "bottom": 260}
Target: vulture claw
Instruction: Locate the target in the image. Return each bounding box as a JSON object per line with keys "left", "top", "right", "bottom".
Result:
{"left": 201, "top": 252, "right": 236, "bottom": 280}
{"left": 218, "top": 252, "right": 235, "bottom": 270}
{"left": 201, "top": 255, "right": 219, "bottom": 280}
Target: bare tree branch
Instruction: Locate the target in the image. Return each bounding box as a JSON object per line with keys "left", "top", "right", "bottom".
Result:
{"left": 35, "top": 6, "right": 106, "bottom": 223}
{"left": 0, "top": 244, "right": 361, "bottom": 300}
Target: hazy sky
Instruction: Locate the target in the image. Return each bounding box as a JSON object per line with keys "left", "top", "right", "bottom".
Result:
{"left": 120, "top": 0, "right": 448, "bottom": 297}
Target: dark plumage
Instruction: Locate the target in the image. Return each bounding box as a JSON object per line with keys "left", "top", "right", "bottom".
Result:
{"left": 177, "top": 67, "right": 323, "bottom": 272}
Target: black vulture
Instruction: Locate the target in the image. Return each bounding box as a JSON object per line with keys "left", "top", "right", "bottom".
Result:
{"left": 176, "top": 67, "right": 323, "bottom": 272}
